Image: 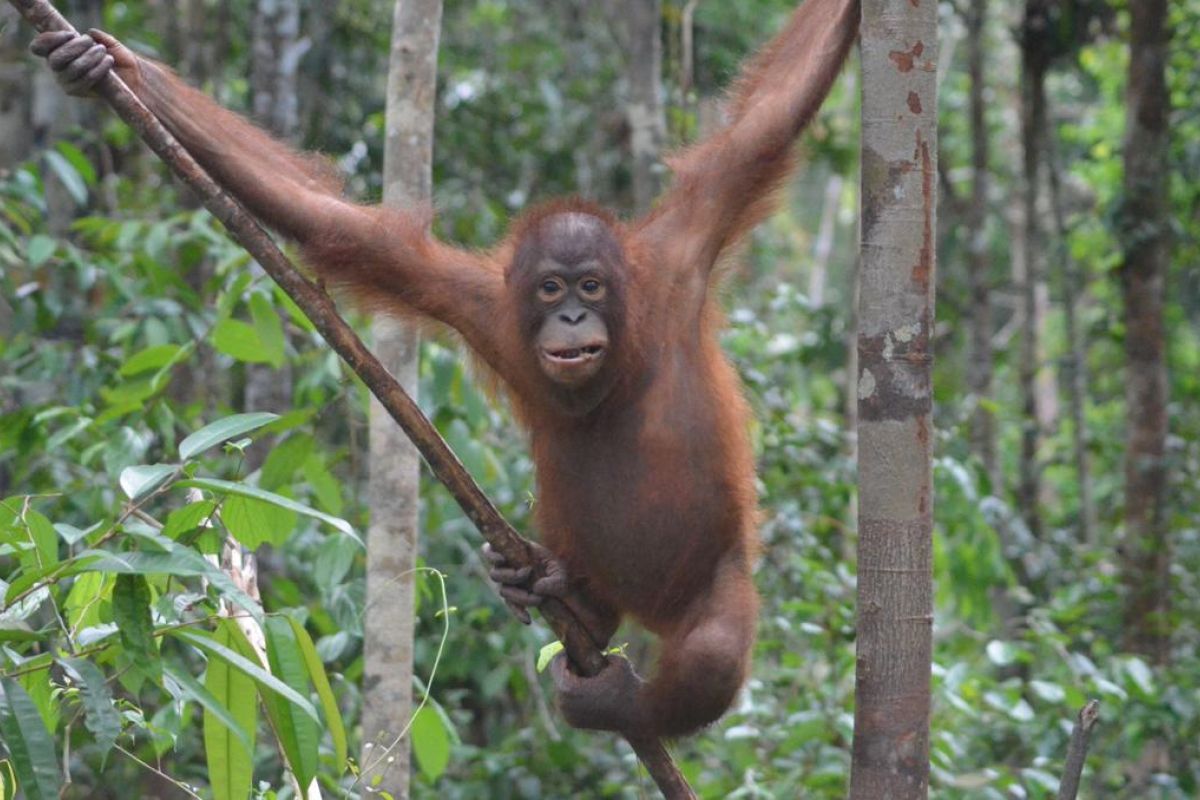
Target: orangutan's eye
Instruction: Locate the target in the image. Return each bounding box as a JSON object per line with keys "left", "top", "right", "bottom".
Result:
{"left": 579, "top": 279, "right": 606, "bottom": 300}
{"left": 538, "top": 278, "right": 566, "bottom": 302}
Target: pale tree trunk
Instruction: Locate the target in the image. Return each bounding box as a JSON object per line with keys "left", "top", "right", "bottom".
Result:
{"left": 163, "top": 0, "right": 227, "bottom": 413}
{"left": 243, "top": 0, "right": 304, "bottom": 470}
{"left": 674, "top": 0, "right": 700, "bottom": 134}
{"left": 964, "top": 0, "right": 997, "bottom": 489}
{"left": 607, "top": 0, "right": 665, "bottom": 213}
{"left": 809, "top": 174, "right": 844, "bottom": 309}
{"left": 0, "top": 6, "right": 33, "bottom": 168}
{"left": 252, "top": 0, "right": 305, "bottom": 139}
{"left": 30, "top": 0, "right": 101, "bottom": 233}
{"left": 1046, "top": 132, "right": 1095, "bottom": 544}
{"left": 1119, "top": 0, "right": 1171, "bottom": 665}
{"left": 360, "top": 2, "right": 442, "bottom": 796}
{"left": 849, "top": 1, "right": 936, "bottom": 797}
{"left": 1016, "top": 0, "right": 1048, "bottom": 540}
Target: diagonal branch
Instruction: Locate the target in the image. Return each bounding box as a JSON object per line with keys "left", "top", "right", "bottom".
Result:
{"left": 9, "top": 1, "right": 694, "bottom": 796}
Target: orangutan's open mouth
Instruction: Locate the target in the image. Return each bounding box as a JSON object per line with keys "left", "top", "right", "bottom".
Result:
{"left": 544, "top": 344, "right": 606, "bottom": 363}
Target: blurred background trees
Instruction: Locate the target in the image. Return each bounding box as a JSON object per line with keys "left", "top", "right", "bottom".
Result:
{"left": 0, "top": 0, "right": 1197, "bottom": 797}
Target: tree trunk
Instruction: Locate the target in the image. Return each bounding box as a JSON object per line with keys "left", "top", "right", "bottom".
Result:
{"left": 243, "top": 0, "right": 303, "bottom": 470}
{"left": 30, "top": 0, "right": 100, "bottom": 233}
{"left": 0, "top": 6, "right": 33, "bottom": 169}
{"left": 1046, "top": 130, "right": 1095, "bottom": 544}
{"left": 849, "top": 1, "right": 936, "bottom": 797}
{"left": 360, "top": 1, "right": 442, "bottom": 796}
{"left": 251, "top": 0, "right": 305, "bottom": 140}
{"left": 964, "top": 0, "right": 997, "bottom": 489}
{"left": 609, "top": 0, "right": 665, "bottom": 213}
{"left": 1119, "top": 0, "right": 1171, "bottom": 665}
{"left": 809, "top": 174, "right": 844, "bottom": 309}
{"left": 1016, "top": 2, "right": 1047, "bottom": 540}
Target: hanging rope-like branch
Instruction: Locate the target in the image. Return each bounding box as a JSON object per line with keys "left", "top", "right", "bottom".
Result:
{"left": 9, "top": 1, "right": 693, "bottom": 796}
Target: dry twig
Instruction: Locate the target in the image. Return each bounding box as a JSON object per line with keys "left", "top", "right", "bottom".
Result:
{"left": 1056, "top": 700, "right": 1100, "bottom": 800}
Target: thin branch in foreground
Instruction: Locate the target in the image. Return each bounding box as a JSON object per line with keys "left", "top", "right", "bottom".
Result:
{"left": 1056, "top": 700, "right": 1100, "bottom": 800}
{"left": 9, "top": 1, "right": 694, "bottom": 795}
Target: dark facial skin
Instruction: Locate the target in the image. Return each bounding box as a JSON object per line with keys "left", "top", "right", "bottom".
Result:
{"left": 533, "top": 256, "right": 610, "bottom": 385}
{"left": 511, "top": 212, "right": 626, "bottom": 404}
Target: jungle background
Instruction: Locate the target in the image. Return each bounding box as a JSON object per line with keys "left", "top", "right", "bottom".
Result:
{"left": 0, "top": 0, "right": 1197, "bottom": 798}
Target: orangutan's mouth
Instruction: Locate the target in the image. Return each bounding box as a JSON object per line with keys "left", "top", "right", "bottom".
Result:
{"left": 543, "top": 344, "right": 606, "bottom": 363}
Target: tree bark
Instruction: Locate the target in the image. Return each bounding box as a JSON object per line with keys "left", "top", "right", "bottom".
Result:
{"left": 243, "top": 0, "right": 302, "bottom": 470}
{"left": 1016, "top": 1, "right": 1049, "bottom": 540}
{"left": 0, "top": 6, "right": 33, "bottom": 168}
{"left": 251, "top": 0, "right": 304, "bottom": 140}
{"left": 964, "top": 0, "right": 997, "bottom": 489}
{"left": 849, "top": 1, "right": 935, "bottom": 797}
{"left": 1046, "top": 128, "right": 1095, "bottom": 543}
{"left": 1119, "top": 0, "right": 1171, "bottom": 665}
{"left": 608, "top": 0, "right": 665, "bottom": 213}
{"left": 360, "top": 1, "right": 441, "bottom": 796}
{"left": 30, "top": 0, "right": 99, "bottom": 233}
{"left": 809, "top": 174, "right": 844, "bottom": 309}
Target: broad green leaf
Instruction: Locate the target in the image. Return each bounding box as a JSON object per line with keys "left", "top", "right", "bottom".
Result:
{"left": 1124, "top": 657, "right": 1155, "bottom": 696}
{"left": 212, "top": 319, "right": 273, "bottom": 364}
{"left": 64, "top": 572, "right": 110, "bottom": 631}
{"left": 984, "top": 640, "right": 1019, "bottom": 667}
{"left": 249, "top": 293, "right": 286, "bottom": 368}
{"left": 181, "top": 478, "right": 361, "bottom": 546}
{"left": 162, "top": 500, "right": 218, "bottom": 541}
{"left": 119, "top": 344, "right": 184, "bottom": 378}
{"left": 276, "top": 285, "right": 316, "bottom": 333}
{"left": 52, "top": 522, "right": 93, "bottom": 546}
{"left": 221, "top": 494, "right": 298, "bottom": 549}
{"left": 302, "top": 455, "right": 343, "bottom": 516}
{"left": 21, "top": 510, "right": 58, "bottom": 570}
{"left": 4, "top": 557, "right": 98, "bottom": 608}
{"left": 76, "top": 547, "right": 262, "bottom": 622}
{"left": 1029, "top": 680, "right": 1066, "bottom": 704}
{"left": 99, "top": 377, "right": 160, "bottom": 411}
{"left": 169, "top": 628, "right": 319, "bottom": 723}
{"left": 162, "top": 659, "right": 254, "bottom": 757}
{"left": 179, "top": 412, "right": 281, "bottom": 461}
{"left": 54, "top": 141, "right": 96, "bottom": 186}
{"left": 44, "top": 150, "right": 88, "bottom": 205}
{"left": 45, "top": 418, "right": 90, "bottom": 452}
{"left": 16, "top": 659, "right": 57, "bottom": 734}
{"left": 313, "top": 535, "right": 356, "bottom": 590}
{"left": 177, "top": 626, "right": 256, "bottom": 800}
{"left": 0, "top": 678, "right": 61, "bottom": 800}
{"left": 411, "top": 705, "right": 451, "bottom": 782}
{"left": 215, "top": 271, "right": 253, "bottom": 318}
{"left": 537, "top": 641, "right": 564, "bottom": 673}
{"left": 119, "top": 464, "right": 177, "bottom": 502}
{"left": 26, "top": 235, "right": 56, "bottom": 267}
{"left": 57, "top": 657, "right": 121, "bottom": 761}
{"left": 263, "top": 617, "right": 320, "bottom": 791}
{"left": 1023, "top": 768, "right": 1060, "bottom": 792}
{"left": 112, "top": 575, "right": 161, "bottom": 684}
{"left": 0, "top": 759, "right": 16, "bottom": 800}
{"left": 287, "top": 615, "right": 348, "bottom": 771}
{"left": 259, "top": 434, "right": 314, "bottom": 491}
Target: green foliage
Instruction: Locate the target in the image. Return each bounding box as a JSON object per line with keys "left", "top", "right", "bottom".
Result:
{"left": 0, "top": 679, "right": 60, "bottom": 800}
